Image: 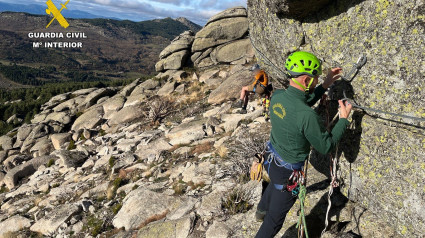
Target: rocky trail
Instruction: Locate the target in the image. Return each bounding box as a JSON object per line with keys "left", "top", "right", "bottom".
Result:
{"left": 0, "top": 3, "right": 424, "bottom": 238}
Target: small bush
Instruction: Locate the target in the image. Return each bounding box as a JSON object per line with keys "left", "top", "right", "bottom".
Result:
{"left": 99, "top": 129, "right": 106, "bottom": 136}
{"left": 84, "top": 215, "right": 103, "bottom": 237}
{"left": 221, "top": 188, "right": 253, "bottom": 215}
{"left": 112, "top": 203, "right": 122, "bottom": 215}
{"left": 226, "top": 131, "right": 269, "bottom": 177}
{"left": 172, "top": 183, "right": 186, "bottom": 195}
{"left": 109, "top": 156, "right": 116, "bottom": 168}
{"left": 96, "top": 195, "right": 106, "bottom": 203}
{"left": 0, "top": 185, "right": 9, "bottom": 194}
{"left": 75, "top": 111, "right": 84, "bottom": 118}
{"left": 147, "top": 97, "right": 175, "bottom": 123}
{"left": 46, "top": 158, "right": 55, "bottom": 167}
{"left": 112, "top": 177, "right": 122, "bottom": 188}
{"left": 67, "top": 140, "right": 76, "bottom": 150}
{"left": 8, "top": 131, "right": 18, "bottom": 138}
{"left": 107, "top": 178, "right": 122, "bottom": 200}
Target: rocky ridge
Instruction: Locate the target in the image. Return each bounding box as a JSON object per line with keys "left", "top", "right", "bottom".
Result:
{"left": 0, "top": 6, "right": 415, "bottom": 238}
{"left": 155, "top": 7, "right": 255, "bottom": 76}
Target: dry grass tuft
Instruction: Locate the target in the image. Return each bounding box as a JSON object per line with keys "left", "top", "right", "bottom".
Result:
{"left": 137, "top": 209, "right": 169, "bottom": 229}
{"left": 216, "top": 145, "right": 229, "bottom": 159}
{"left": 221, "top": 187, "right": 253, "bottom": 215}
{"left": 118, "top": 169, "right": 128, "bottom": 180}
{"left": 191, "top": 142, "right": 214, "bottom": 156}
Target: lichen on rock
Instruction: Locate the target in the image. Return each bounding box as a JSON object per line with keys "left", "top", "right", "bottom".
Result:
{"left": 248, "top": 0, "right": 425, "bottom": 236}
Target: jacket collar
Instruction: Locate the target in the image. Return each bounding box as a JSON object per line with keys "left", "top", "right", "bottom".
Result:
{"left": 286, "top": 86, "right": 307, "bottom": 102}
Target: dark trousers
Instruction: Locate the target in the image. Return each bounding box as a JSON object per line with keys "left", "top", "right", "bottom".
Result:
{"left": 255, "top": 152, "right": 298, "bottom": 238}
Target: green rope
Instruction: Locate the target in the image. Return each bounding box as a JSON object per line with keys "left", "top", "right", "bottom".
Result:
{"left": 296, "top": 185, "right": 309, "bottom": 238}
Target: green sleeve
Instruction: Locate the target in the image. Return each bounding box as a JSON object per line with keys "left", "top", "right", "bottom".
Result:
{"left": 302, "top": 111, "right": 350, "bottom": 155}
{"left": 307, "top": 84, "right": 326, "bottom": 107}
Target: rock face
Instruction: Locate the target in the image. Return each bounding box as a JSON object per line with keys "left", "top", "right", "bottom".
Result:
{"left": 208, "top": 69, "right": 253, "bottom": 105}
{"left": 206, "top": 6, "right": 247, "bottom": 25}
{"left": 211, "top": 38, "right": 255, "bottom": 64}
{"left": 159, "top": 31, "right": 195, "bottom": 60}
{"left": 3, "top": 155, "right": 57, "bottom": 189}
{"left": 30, "top": 203, "right": 81, "bottom": 235}
{"left": 112, "top": 188, "right": 183, "bottom": 230}
{"left": 192, "top": 17, "right": 248, "bottom": 52}
{"left": 165, "top": 120, "right": 206, "bottom": 145}
{"left": 137, "top": 214, "right": 195, "bottom": 238}
{"left": 71, "top": 106, "right": 104, "bottom": 131}
{"left": 0, "top": 215, "right": 32, "bottom": 237}
{"left": 156, "top": 31, "right": 194, "bottom": 73}
{"left": 155, "top": 50, "right": 190, "bottom": 72}
{"left": 248, "top": 0, "right": 425, "bottom": 236}
{"left": 156, "top": 7, "right": 254, "bottom": 78}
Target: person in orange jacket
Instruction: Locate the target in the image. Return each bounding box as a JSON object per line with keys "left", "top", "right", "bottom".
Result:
{"left": 234, "top": 64, "right": 269, "bottom": 114}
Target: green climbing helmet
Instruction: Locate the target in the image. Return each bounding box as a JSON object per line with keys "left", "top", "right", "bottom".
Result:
{"left": 285, "top": 51, "right": 322, "bottom": 78}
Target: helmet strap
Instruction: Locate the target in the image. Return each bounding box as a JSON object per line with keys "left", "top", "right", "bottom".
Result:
{"left": 291, "top": 77, "right": 314, "bottom": 94}
{"left": 305, "top": 77, "right": 314, "bottom": 94}
{"left": 291, "top": 78, "right": 306, "bottom": 90}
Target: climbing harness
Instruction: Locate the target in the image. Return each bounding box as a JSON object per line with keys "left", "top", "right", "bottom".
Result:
{"left": 262, "top": 141, "right": 310, "bottom": 238}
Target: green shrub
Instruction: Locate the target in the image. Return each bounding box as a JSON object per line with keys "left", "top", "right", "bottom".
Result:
{"left": 99, "top": 129, "right": 106, "bottom": 136}
{"left": 96, "top": 195, "right": 106, "bottom": 203}
{"left": 67, "top": 140, "right": 76, "bottom": 150}
{"left": 75, "top": 111, "right": 84, "bottom": 118}
{"left": 109, "top": 156, "right": 116, "bottom": 168}
{"left": 0, "top": 185, "right": 9, "bottom": 194}
{"left": 46, "top": 159, "right": 55, "bottom": 167}
{"left": 112, "top": 203, "right": 122, "bottom": 215}
{"left": 84, "top": 215, "right": 103, "bottom": 237}
{"left": 112, "top": 177, "right": 122, "bottom": 188}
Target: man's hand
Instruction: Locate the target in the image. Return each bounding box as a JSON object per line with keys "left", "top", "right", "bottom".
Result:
{"left": 338, "top": 100, "right": 353, "bottom": 119}
{"left": 322, "top": 67, "right": 343, "bottom": 89}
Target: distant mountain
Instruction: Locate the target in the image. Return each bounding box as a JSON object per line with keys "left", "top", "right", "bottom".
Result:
{"left": 0, "top": 2, "right": 106, "bottom": 19}
{"left": 175, "top": 17, "right": 202, "bottom": 32}
{"left": 0, "top": 12, "right": 200, "bottom": 87}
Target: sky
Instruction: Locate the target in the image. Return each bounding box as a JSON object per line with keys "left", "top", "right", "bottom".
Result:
{"left": 0, "top": 0, "right": 247, "bottom": 25}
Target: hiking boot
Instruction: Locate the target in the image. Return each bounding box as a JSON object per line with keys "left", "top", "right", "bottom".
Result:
{"left": 240, "top": 108, "right": 247, "bottom": 114}
{"left": 255, "top": 209, "right": 267, "bottom": 222}
{"left": 232, "top": 99, "right": 243, "bottom": 108}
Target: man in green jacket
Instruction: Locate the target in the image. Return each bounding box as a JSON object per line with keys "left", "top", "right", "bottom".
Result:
{"left": 255, "top": 51, "right": 352, "bottom": 237}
